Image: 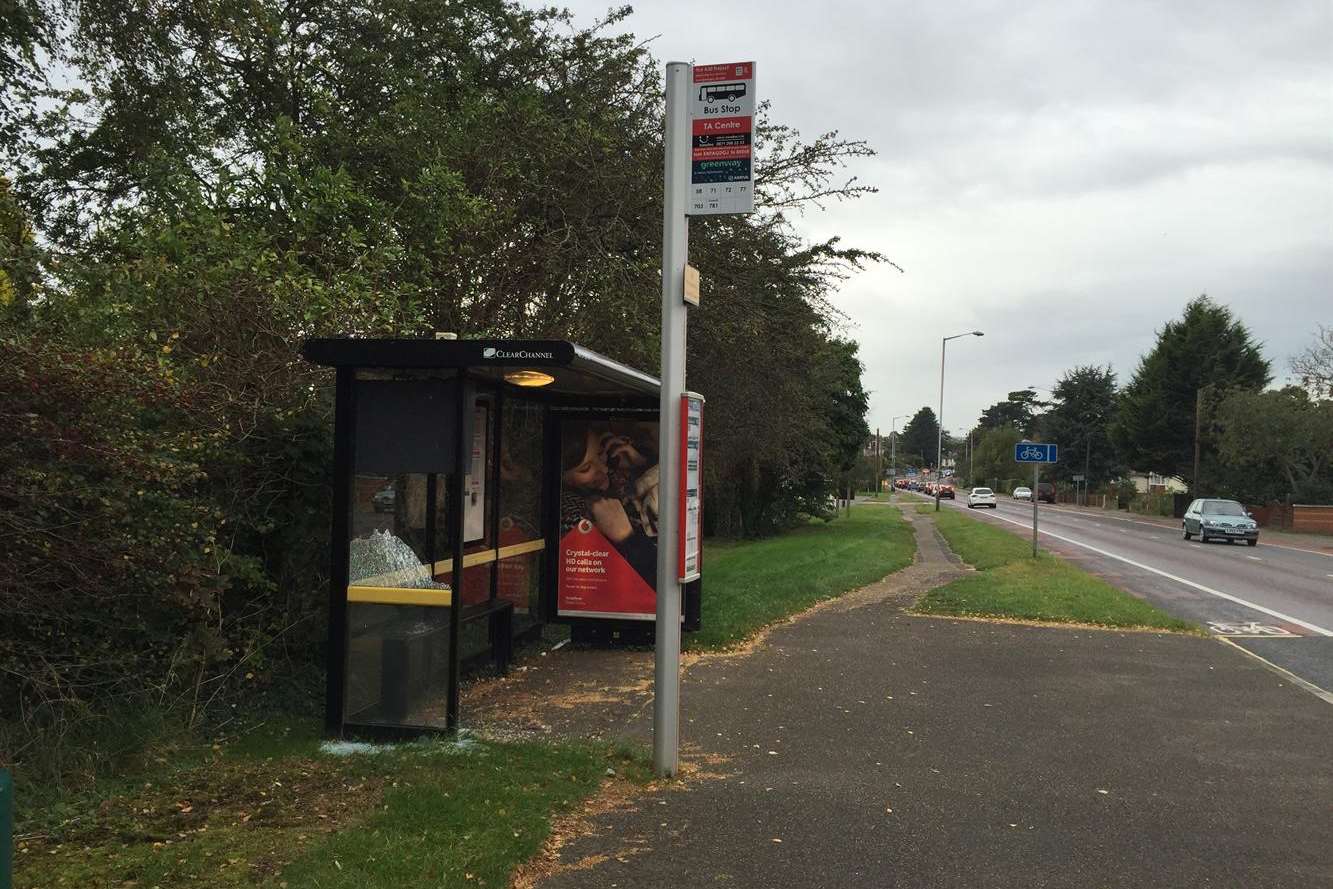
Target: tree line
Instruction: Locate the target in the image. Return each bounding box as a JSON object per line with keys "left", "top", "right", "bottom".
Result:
{"left": 881, "top": 297, "right": 1330, "bottom": 503}
{"left": 0, "top": 0, "right": 875, "bottom": 775}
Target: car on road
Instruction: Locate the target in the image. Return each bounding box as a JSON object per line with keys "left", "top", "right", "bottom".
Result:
{"left": 1036, "top": 482, "right": 1056, "bottom": 503}
{"left": 967, "top": 487, "right": 997, "bottom": 508}
{"left": 1182, "top": 498, "right": 1259, "bottom": 546}
{"left": 938, "top": 484, "right": 955, "bottom": 499}
{"left": 1012, "top": 486, "right": 1032, "bottom": 501}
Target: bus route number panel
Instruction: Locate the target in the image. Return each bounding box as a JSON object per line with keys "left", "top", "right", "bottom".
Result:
{"left": 689, "top": 61, "right": 756, "bottom": 216}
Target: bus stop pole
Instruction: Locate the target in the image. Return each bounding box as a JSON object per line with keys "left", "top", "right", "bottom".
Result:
{"left": 654, "top": 60, "right": 690, "bottom": 778}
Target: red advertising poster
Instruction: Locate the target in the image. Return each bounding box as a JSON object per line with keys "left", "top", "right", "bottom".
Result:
{"left": 557, "top": 419, "right": 660, "bottom": 620}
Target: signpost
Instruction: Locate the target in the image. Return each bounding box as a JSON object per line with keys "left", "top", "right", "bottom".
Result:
{"left": 1015, "top": 442, "right": 1059, "bottom": 556}
{"left": 657, "top": 61, "right": 754, "bottom": 777}
{"left": 689, "top": 62, "right": 755, "bottom": 215}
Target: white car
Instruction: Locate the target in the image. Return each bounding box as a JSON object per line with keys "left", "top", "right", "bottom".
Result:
{"left": 1012, "top": 486, "right": 1032, "bottom": 501}
{"left": 967, "top": 487, "right": 997, "bottom": 509}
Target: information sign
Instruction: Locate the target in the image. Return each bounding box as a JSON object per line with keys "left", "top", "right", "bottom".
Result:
{"left": 679, "top": 393, "right": 704, "bottom": 581}
{"left": 1014, "top": 442, "right": 1059, "bottom": 463}
{"left": 688, "top": 62, "right": 755, "bottom": 215}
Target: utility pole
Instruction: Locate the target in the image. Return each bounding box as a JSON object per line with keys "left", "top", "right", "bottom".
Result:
{"left": 876, "top": 428, "right": 882, "bottom": 494}
{"left": 1193, "top": 387, "right": 1203, "bottom": 493}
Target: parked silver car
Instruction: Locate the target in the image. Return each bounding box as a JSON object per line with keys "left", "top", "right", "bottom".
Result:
{"left": 1012, "top": 486, "right": 1032, "bottom": 501}
{"left": 1182, "top": 498, "right": 1258, "bottom": 546}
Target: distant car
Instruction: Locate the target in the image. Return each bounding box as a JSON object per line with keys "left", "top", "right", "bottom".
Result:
{"left": 1182, "top": 498, "right": 1259, "bottom": 546}
{"left": 967, "top": 487, "right": 997, "bottom": 508}
{"left": 1012, "top": 486, "right": 1032, "bottom": 501}
{"left": 372, "top": 484, "right": 396, "bottom": 513}
{"left": 938, "top": 484, "right": 955, "bottom": 499}
{"left": 1036, "top": 482, "right": 1056, "bottom": 503}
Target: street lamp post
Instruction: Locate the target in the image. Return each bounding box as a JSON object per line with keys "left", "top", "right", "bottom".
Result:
{"left": 889, "top": 414, "right": 907, "bottom": 495}
{"left": 937, "top": 331, "right": 984, "bottom": 511}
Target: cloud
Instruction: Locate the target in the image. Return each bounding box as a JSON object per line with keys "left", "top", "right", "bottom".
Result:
{"left": 559, "top": 0, "right": 1333, "bottom": 430}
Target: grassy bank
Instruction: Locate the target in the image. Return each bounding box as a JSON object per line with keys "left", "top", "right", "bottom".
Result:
{"left": 690, "top": 504, "right": 915, "bottom": 650}
{"left": 915, "top": 507, "right": 1197, "bottom": 632}
{"left": 15, "top": 506, "right": 913, "bottom": 885}
{"left": 15, "top": 719, "right": 649, "bottom": 889}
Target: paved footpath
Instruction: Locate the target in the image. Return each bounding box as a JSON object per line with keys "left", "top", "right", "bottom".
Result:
{"left": 532, "top": 511, "right": 1333, "bottom": 888}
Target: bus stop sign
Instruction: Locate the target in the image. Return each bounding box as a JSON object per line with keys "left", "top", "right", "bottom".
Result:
{"left": 688, "top": 62, "right": 755, "bottom": 215}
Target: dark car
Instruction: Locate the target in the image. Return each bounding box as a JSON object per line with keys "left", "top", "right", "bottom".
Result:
{"left": 1036, "top": 482, "right": 1055, "bottom": 503}
{"left": 1182, "top": 498, "right": 1259, "bottom": 546}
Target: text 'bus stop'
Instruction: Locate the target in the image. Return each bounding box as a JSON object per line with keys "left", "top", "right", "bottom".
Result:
{"left": 304, "top": 338, "right": 698, "bottom": 738}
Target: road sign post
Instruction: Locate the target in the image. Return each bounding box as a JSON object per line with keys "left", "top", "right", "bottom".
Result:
{"left": 655, "top": 61, "right": 691, "bottom": 779}
{"left": 1015, "top": 442, "right": 1059, "bottom": 557}
{"left": 656, "top": 60, "right": 754, "bottom": 778}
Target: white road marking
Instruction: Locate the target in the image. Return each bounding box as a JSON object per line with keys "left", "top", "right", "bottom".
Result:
{"left": 1216, "top": 638, "right": 1333, "bottom": 706}
{"left": 1246, "top": 555, "right": 1263, "bottom": 561}
{"left": 974, "top": 510, "right": 1333, "bottom": 636}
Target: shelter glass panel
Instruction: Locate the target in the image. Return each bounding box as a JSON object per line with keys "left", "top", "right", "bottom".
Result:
{"left": 347, "top": 471, "right": 451, "bottom": 729}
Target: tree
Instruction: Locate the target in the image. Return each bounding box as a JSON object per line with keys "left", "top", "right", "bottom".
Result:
{"left": 3, "top": 0, "right": 887, "bottom": 768}
{"left": 969, "top": 425, "right": 1025, "bottom": 491}
{"left": 1216, "top": 387, "right": 1333, "bottom": 503}
{"left": 1040, "top": 365, "right": 1121, "bottom": 487}
{"left": 977, "top": 389, "right": 1045, "bottom": 435}
{"left": 900, "top": 407, "right": 940, "bottom": 466}
{"left": 1291, "top": 326, "right": 1333, "bottom": 399}
{"left": 1112, "top": 295, "right": 1270, "bottom": 489}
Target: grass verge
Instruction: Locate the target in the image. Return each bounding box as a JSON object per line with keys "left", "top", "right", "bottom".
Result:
{"left": 915, "top": 507, "right": 1198, "bottom": 632}
{"left": 14, "top": 718, "right": 650, "bottom": 889}
{"left": 689, "top": 504, "right": 915, "bottom": 650}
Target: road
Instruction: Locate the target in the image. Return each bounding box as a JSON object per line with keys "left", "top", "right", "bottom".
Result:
{"left": 910, "top": 492, "right": 1333, "bottom": 696}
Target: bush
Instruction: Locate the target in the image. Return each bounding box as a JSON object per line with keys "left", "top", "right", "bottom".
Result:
{"left": 1127, "top": 493, "right": 1174, "bottom": 517}
{"left": 0, "top": 335, "right": 329, "bottom": 783}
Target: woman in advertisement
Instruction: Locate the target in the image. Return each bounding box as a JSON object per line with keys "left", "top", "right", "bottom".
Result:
{"left": 560, "top": 421, "right": 660, "bottom": 589}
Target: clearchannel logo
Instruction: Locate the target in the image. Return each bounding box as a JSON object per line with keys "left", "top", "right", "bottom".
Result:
{"left": 482, "top": 347, "right": 554, "bottom": 360}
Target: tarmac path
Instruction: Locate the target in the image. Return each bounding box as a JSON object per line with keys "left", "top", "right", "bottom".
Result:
{"left": 531, "top": 509, "right": 1333, "bottom": 888}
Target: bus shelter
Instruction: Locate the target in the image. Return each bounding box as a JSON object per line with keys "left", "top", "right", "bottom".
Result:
{"left": 304, "top": 338, "right": 696, "bottom": 737}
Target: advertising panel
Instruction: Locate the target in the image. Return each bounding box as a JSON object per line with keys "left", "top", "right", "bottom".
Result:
{"left": 557, "top": 419, "right": 660, "bottom": 620}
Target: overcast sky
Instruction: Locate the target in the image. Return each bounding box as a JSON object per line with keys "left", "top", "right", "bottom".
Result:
{"left": 558, "top": 0, "right": 1333, "bottom": 436}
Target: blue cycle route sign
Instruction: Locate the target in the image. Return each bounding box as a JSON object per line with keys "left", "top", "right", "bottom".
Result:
{"left": 1014, "top": 442, "right": 1059, "bottom": 463}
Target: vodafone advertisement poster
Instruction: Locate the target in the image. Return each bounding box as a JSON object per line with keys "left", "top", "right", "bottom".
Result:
{"left": 557, "top": 419, "right": 660, "bottom": 620}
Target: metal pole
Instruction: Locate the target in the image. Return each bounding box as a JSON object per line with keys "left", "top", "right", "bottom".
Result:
{"left": 890, "top": 425, "right": 897, "bottom": 493}
{"left": 1084, "top": 435, "right": 1091, "bottom": 507}
{"left": 1192, "top": 387, "right": 1202, "bottom": 494}
{"left": 968, "top": 432, "right": 974, "bottom": 486}
{"left": 1032, "top": 462, "right": 1039, "bottom": 557}
{"left": 936, "top": 337, "right": 945, "bottom": 511}
{"left": 654, "top": 60, "right": 690, "bottom": 778}
{"left": 876, "top": 427, "right": 881, "bottom": 495}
